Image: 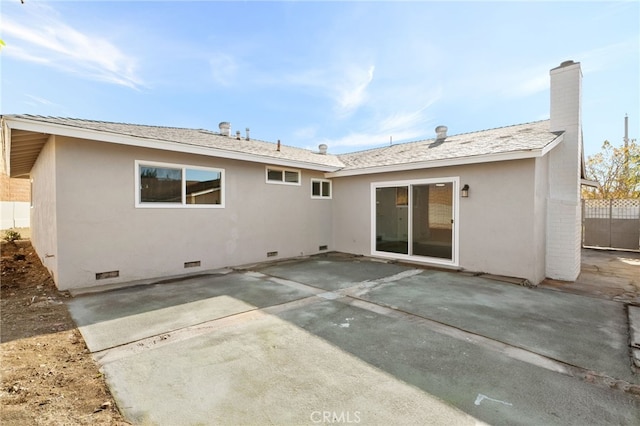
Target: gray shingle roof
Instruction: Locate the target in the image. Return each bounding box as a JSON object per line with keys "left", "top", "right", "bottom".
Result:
{"left": 337, "top": 120, "right": 561, "bottom": 171}
{"left": 4, "top": 115, "right": 562, "bottom": 176}
{"left": 6, "top": 115, "right": 344, "bottom": 169}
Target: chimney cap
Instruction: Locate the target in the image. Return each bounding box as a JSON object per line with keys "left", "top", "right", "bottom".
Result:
{"left": 552, "top": 60, "right": 581, "bottom": 71}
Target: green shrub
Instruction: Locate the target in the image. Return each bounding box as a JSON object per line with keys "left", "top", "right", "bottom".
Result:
{"left": 3, "top": 229, "right": 22, "bottom": 242}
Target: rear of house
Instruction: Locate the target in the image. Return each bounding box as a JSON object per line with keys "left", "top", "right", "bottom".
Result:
{"left": 1, "top": 60, "right": 585, "bottom": 291}
{"left": 18, "top": 124, "right": 338, "bottom": 289}
{"left": 331, "top": 153, "right": 552, "bottom": 284}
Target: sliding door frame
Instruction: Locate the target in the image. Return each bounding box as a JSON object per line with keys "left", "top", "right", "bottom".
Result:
{"left": 370, "top": 177, "right": 460, "bottom": 267}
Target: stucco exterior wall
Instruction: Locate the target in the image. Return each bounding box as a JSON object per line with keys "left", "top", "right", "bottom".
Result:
{"left": 532, "top": 155, "right": 550, "bottom": 283}
{"left": 332, "top": 159, "right": 544, "bottom": 283}
{"left": 30, "top": 136, "right": 58, "bottom": 282}
{"left": 52, "top": 136, "right": 333, "bottom": 290}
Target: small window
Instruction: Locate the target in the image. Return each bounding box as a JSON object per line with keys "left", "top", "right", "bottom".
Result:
{"left": 311, "top": 179, "right": 332, "bottom": 199}
{"left": 136, "top": 161, "right": 224, "bottom": 208}
{"left": 266, "top": 167, "right": 300, "bottom": 185}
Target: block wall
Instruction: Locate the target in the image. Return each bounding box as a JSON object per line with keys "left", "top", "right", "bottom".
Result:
{"left": 0, "top": 172, "right": 30, "bottom": 202}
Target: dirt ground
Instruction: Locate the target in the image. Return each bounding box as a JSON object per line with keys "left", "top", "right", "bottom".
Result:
{"left": 0, "top": 239, "right": 129, "bottom": 425}
{"left": 541, "top": 248, "right": 640, "bottom": 303}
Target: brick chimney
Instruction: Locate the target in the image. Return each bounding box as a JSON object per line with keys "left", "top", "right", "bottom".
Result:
{"left": 546, "top": 60, "right": 582, "bottom": 281}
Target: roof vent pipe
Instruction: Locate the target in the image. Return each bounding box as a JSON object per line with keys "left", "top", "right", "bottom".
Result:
{"left": 219, "top": 122, "right": 231, "bottom": 137}
{"left": 245, "top": 128, "right": 250, "bottom": 141}
{"left": 236, "top": 130, "right": 241, "bottom": 140}
{"left": 435, "top": 125, "right": 448, "bottom": 140}
{"left": 318, "top": 144, "right": 328, "bottom": 155}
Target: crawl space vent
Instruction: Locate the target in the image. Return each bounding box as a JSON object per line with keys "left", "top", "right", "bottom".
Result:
{"left": 96, "top": 270, "right": 119, "bottom": 280}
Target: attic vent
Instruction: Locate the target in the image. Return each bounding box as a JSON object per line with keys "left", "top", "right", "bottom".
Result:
{"left": 319, "top": 245, "right": 328, "bottom": 251}
{"left": 184, "top": 261, "right": 201, "bottom": 268}
{"left": 219, "top": 122, "right": 231, "bottom": 136}
{"left": 267, "top": 251, "right": 278, "bottom": 257}
{"left": 435, "top": 125, "right": 448, "bottom": 140}
{"left": 318, "top": 144, "right": 328, "bottom": 155}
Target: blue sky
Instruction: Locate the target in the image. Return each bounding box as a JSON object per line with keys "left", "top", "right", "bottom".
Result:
{"left": 1, "top": 1, "right": 638, "bottom": 157}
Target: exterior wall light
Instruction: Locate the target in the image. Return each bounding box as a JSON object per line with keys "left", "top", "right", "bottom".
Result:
{"left": 461, "top": 184, "right": 470, "bottom": 198}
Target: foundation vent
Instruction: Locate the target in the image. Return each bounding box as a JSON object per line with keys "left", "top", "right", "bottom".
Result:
{"left": 184, "top": 261, "right": 201, "bottom": 268}
{"left": 96, "top": 270, "right": 119, "bottom": 280}
{"left": 267, "top": 251, "right": 278, "bottom": 258}
{"left": 319, "top": 245, "right": 328, "bottom": 251}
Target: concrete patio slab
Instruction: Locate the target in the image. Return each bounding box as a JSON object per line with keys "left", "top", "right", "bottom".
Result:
{"left": 67, "top": 272, "right": 314, "bottom": 351}
{"left": 101, "top": 310, "right": 481, "bottom": 426}
{"left": 66, "top": 255, "right": 640, "bottom": 425}
{"left": 275, "top": 299, "right": 640, "bottom": 426}
{"left": 356, "top": 269, "right": 636, "bottom": 383}
{"left": 254, "top": 256, "right": 414, "bottom": 291}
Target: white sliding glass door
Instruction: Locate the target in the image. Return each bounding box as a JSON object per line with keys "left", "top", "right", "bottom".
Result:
{"left": 372, "top": 178, "right": 458, "bottom": 266}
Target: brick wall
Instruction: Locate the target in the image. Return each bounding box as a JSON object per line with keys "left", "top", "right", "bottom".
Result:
{"left": 0, "top": 172, "right": 30, "bottom": 202}
{"left": 545, "top": 61, "right": 582, "bottom": 281}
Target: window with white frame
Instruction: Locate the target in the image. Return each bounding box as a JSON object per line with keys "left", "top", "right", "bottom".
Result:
{"left": 265, "top": 166, "right": 300, "bottom": 185}
{"left": 136, "top": 161, "right": 224, "bottom": 208}
{"left": 311, "top": 178, "right": 332, "bottom": 199}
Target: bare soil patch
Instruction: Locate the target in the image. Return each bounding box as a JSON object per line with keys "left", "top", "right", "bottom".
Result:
{"left": 1, "top": 240, "right": 129, "bottom": 425}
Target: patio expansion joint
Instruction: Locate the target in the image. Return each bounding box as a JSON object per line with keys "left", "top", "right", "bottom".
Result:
{"left": 250, "top": 270, "right": 640, "bottom": 396}
{"left": 91, "top": 294, "right": 323, "bottom": 365}
{"left": 334, "top": 291, "right": 640, "bottom": 398}
{"left": 248, "top": 269, "right": 640, "bottom": 396}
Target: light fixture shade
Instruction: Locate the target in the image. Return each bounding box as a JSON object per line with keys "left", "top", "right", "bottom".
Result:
{"left": 461, "top": 184, "right": 470, "bottom": 198}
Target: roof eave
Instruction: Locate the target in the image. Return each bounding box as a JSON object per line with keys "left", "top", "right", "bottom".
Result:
{"left": 3, "top": 116, "right": 342, "bottom": 173}
{"left": 581, "top": 179, "right": 600, "bottom": 188}
{"left": 326, "top": 134, "right": 564, "bottom": 178}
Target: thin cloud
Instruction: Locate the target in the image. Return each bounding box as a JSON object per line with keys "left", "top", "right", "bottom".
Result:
{"left": 24, "top": 94, "right": 56, "bottom": 106}
{"left": 209, "top": 54, "right": 238, "bottom": 87}
{"left": 316, "top": 126, "right": 426, "bottom": 152}
{"left": 2, "top": 3, "right": 142, "bottom": 89}
{"left": 457, "top": 38, "right": 638, "bottom": 102}
{"left": 579, "top": 38, "right": 639, "bottom": 74}
{"left": 282, "top": 63, "right": 376, "bottom": 118}
{"left": 316, "top": 101, "right": 438, "bottom": 151}
{"left": 335, "top": 65, "right": 375, "bottom": 117}
{"left": 293, "top": 125, "right": 318, "bottom": 140}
